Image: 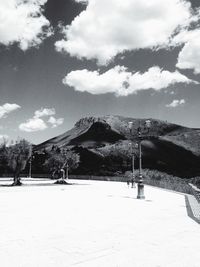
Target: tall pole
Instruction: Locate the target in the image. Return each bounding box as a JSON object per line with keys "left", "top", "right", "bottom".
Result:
{"left": 131, "top": 144, "right": 135, "bottom": 188}
{"left": 137, "top": 134, "right": 145, "bottom": 199}
{"left": 29, "top": 145, "right": 32, "bottom": 178}
{"left": 128, "top": 120, "right": 151, "bottom": 199}
{"left": 132, "top": 152, "right": 134, "bottom": 179}
{"left": 128, "top": 122, "right": 135, "bottom": 188}
{"left": 66, "top": 163, "right": 69, "bottom": 180}
{"left": 139, "top": 139, "right": 142, "bottom": 178}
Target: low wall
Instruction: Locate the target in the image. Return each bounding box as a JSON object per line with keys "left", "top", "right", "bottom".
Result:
{"left": 69, "top": 175, "right": 124, "bottom": 182}
{"left": 143, "top": 176, "right": 193, "bottom": 195}
{"left": 70, "top": 175, "right": 193, "bottom": 194}
{"left": 189, "top": 183, "right": 200, "bottom": 203}
{"left": 0, "top": 173, "right": 193, "bottom": 195}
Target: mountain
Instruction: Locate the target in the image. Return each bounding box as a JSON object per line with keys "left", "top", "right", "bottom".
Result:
{"left": 35, "top": 115, "right": 200, "bottom": 178}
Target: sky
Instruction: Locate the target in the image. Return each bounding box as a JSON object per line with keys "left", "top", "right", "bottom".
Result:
{"left": 0, "top": 0, "right": 200, "bottom": 144}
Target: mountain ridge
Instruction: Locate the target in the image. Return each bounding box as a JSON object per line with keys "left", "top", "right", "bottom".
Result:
{"left": 34, "top": 115, "right": 200, "bottom": 178}
{"left": 36, "top": 115, "right": 195, "bottom": 151}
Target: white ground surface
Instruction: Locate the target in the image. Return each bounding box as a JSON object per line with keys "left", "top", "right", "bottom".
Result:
{"left": 0, "top": 179, "right": 200, "bottom": 267}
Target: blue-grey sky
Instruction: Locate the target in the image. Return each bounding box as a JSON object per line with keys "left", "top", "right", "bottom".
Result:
{"left": 0, "top": 0, "right": 200, "bottom": 144}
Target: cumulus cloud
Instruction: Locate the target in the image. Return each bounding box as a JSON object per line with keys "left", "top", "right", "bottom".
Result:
{"left": 63, "top": 66, "right": 197, "bottom": 96}
{"left": 55, "top": 0, "right": 193, "bottom": 64}
{"left": 19, "top": 107, "right": 64, "bottom": 132}
{"left": 19, "top": 117, "right": 47, "bottom": 132}
{"left": 171, "top": 29, "right": 200, "bottom": 74}
{"left": 0, "top": 0, "right": 52, "bottom": 50}
{"left": 48, "top": 116, "right": 64, "bottom": 128}
{"left": 74, "top": 0, "right": 88, "bottom": 3}
{"left": 0, "top": 103, "right": 21, "bottom": 119}
{"left": 34, "top": 108, "right": 55, "bottom": 118}
{"left": 166, "top": 99, "right": 186, "bottom": 108}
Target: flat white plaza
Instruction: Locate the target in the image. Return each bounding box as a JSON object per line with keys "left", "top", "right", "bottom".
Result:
{"left": 0, "top": 179, "right": 200, "bottom": 267}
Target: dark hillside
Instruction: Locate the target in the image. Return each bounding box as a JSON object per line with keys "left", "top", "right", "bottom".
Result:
{"left": 35, "top": 115, "right": 200, "bottom": 178}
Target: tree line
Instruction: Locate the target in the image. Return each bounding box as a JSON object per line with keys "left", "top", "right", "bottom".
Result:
{"left": 0, "top": 139, "right": 80, "bottom": 185}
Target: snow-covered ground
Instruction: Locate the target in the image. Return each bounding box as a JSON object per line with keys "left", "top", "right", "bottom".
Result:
{"left": 0, "top": 179, "right": 199, "bottom": 267}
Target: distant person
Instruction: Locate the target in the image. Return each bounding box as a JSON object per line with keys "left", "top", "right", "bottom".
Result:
{"left": 127, "top": 180, "right": 130, "bottom": 188}
{"left": 131, "top": 178, "right": 135, "bottom": 188}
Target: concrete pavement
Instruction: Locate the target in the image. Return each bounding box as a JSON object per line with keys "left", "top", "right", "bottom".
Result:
{"left": 0, "top": 179, "right": 200, "bottom": 267}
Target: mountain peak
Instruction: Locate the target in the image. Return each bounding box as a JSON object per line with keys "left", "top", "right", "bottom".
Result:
{"left": 74, "top": 116, "right": 106, "bottom": 128}
{"left": 36, "top": 115, "right": 200, "bottom": 155}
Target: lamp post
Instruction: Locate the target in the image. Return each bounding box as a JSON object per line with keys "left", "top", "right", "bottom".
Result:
{"left": 66, "top": 162, "right": 69, "bottom": 180}
{"left": 128, "top": 122, "right": 136, "bottom": 188}
{"left": 128, "top": 120, "right": 151, "bottom": 199}
{"left": 131, "top": 149, "right": 135, "bottom": 188}
{"left": 29, "top": 144, "right": 32, "bottom": 178}
{"left": 137, "top": 128, "right": 144, "bottom": 199}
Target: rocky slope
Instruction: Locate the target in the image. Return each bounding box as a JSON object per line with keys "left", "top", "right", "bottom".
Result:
{"left": 35, "top": 115, "right": 200, "bottom": 177}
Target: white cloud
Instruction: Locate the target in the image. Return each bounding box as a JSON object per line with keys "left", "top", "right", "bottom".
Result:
{"left": 0, "top": 103, "right": 21, "bottom": 119}
{"left": 19, "top": 107, "right": 63, "bottom": 132}
{"left": 19, "top": 117, "right": 47, "bottom": 132}
{"left": 55, "top": 0, "right": 193, "bottom": 64}
{"left": 34, "top": 108, "right": 55, "bottom": 118}
{"left": 74, "top": 0, "right": 88, "bottom": 3}
{"left": 0, "top": 0, "right": 52, "bottom": 50}
{"left": 172, "top": 29, "right": 200, "bottom": 74}
{"left": 63, "top": 66, "right": 197, "bottom": 96}
{"left": 48, "top": 116, "right": 64, "bottom": 128}
{"left": 166, "top": 99, "right": 186, "bottom": 108}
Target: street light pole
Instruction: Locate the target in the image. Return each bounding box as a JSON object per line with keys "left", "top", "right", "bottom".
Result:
{"left": 66, "top": 163, "right": 69, "bottom": 180}
{"left": 128, "top": 122, "right": 136, "bottom": 188}
{"left": 137, "top": 133, "right": 145, "bottom": 199}
{"left": 128, "top": 120, "right": 151, "bottom": 199}
{"left": 131, "top": 152, "right": 135, "bottom": 188}
{"left": 29, "top": 144, "right": 32, "bottom": 178}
